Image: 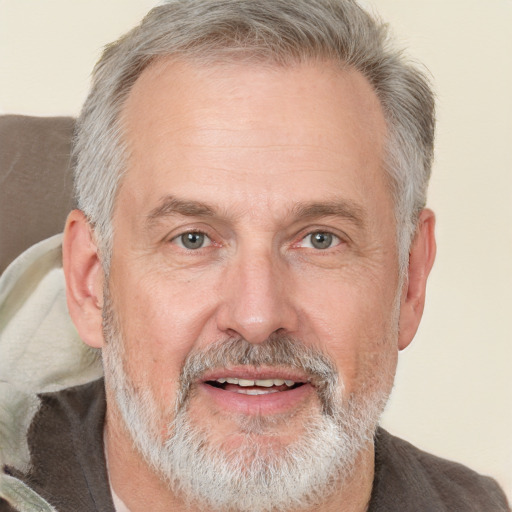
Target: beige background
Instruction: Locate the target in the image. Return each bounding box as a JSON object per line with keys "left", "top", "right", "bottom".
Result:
{"left": 1, "top": 0, "right": 511, "bottom": 500}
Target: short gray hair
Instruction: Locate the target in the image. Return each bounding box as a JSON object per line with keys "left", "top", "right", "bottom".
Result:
{"left": 73, "top": 0, "right": 435, "bottom": 273}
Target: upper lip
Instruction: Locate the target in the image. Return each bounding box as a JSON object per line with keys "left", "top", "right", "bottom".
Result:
{"left": 200, "top": 366, "right": 311, "bottom": 384}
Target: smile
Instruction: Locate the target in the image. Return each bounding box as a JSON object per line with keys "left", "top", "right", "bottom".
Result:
{"left": 199, "top": 368, "right": 313, "bottom": 414}
{"left": 206, "top": 377, "right": 302, "bottom": 395}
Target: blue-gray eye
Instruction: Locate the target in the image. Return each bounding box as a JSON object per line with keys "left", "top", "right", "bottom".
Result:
{"left": 177, "top": 232, "right": 209, "bottom": 250}
{"left": 310, "top": 232, "right": 333, "bottom": 249}
{"left": 300, "top": 231, "right": 339, "bottom": 250}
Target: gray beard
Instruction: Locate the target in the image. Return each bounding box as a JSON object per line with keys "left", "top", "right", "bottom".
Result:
{"left": 102, "top": 294, "right": 393, "bottom": 512}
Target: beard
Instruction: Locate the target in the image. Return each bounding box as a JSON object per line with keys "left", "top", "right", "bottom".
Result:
{"left": 101, "top": 289, "right": 395, "bottom": 512}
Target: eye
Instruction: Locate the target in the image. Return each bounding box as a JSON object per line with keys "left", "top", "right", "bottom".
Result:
{"left": 173, "top": 231, "right": 212, "bottom": 250}
{"left": 300, "top": 231, "right": 340, "bottom": 250}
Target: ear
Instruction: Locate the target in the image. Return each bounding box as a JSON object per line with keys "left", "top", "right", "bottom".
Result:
{"left": 62, "top": 209, "right": 105, "bottom": 348}
{"left": 398, "top": 208, "right": 436, "bottom": 350}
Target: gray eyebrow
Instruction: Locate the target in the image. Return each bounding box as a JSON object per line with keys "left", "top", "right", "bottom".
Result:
{"left": 146, "top": 194, "right": 366, "bottom": 229}
{"left": 291, "top": 200, "right": 366, "bottom": 228}
{"left": 146, "top": 195, "right": 216, "bottom": 225}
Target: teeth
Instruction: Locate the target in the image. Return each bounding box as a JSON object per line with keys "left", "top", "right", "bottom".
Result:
{"left": 237, "top": 378, "right": 255, "bottom": 386}
{"left": 215, "top": 377, "right": 297, "bottom": 387}
{"left": 236, "top": 388, "right": 280, "bottom": 395}
{"left": 254, "top": 379, "right": 274, "bottom": 387}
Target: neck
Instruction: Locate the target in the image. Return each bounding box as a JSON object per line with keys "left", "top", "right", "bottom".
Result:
{"left": 105, "top": 403, "right": 375, "bottom": 512}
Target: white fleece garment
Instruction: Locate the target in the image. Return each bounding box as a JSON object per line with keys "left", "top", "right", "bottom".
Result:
{"left": 0, "top": 234, "right": 103, "bottom": 472}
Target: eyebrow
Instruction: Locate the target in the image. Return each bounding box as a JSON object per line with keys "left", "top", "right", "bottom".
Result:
{"left": 146, "top": 194, "right": 365, "bottom": 229}
{"left": 147, "top": 195, "right": 216, "bottom": 225}
{"left": 291, "top": 200, "right": 366, "bottom": 228}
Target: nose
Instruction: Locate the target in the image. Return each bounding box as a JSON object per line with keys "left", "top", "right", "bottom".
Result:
{"left": 215, "top": 247, "right": 299, "bottom": 344}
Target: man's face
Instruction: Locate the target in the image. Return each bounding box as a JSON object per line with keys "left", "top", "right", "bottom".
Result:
{"left": 104, "top": 58, "right": 401, "bottom": 507}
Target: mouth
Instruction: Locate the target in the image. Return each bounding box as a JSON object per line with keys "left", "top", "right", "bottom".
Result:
{"left": 199, "top": 367, "right": 314, "bottom": 415}
{"left": 206, "top": 376, "right": 304, "bottom": 395}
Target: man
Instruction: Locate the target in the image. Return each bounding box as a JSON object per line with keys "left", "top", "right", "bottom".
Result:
{"left": 0, "top": 0, "right": 509, "bottom": 511}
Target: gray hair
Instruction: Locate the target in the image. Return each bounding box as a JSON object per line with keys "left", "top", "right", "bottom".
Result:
{"left": 73, "top": 0, "right": 435, "bottom": 273}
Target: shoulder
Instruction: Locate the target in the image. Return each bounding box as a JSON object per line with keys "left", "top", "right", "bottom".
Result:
{"left": 1, "top": 379, "right": 112, "bottom": 512}
{"left": 369, "top": 428, "right": 510, "bottom": 512}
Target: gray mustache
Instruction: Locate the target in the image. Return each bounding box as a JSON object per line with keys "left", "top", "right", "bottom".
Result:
{"left": 176, "top": 334, "right": 341, "bottom": 416}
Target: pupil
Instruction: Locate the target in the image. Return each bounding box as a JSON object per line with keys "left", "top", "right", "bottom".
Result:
{"left": 312, "top": 232, "right": 332, "bottom": 249}
{"left": 182, "top": 232, "right": 204, "bottom": 249}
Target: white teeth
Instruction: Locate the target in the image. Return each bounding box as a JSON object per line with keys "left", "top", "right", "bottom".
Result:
{"left": 237, "top": 379, "right": 255, "bottom": 387}
{"left": 254, "top": 379, "right": 274, "bottom": 387}
{"left": 214, "top": 377, "right": 297, "bottom": 387}
{"left": 236, "top": 388, "right": 280, "bottom": 395}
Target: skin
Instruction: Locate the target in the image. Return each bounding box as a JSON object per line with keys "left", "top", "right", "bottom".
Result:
{"left": 63, "top": 58, "right": 436, "bottom": 512}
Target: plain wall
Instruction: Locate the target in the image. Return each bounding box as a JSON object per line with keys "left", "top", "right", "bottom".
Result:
{"left": 1, "top": 0, "right": 511, "bottom": 500}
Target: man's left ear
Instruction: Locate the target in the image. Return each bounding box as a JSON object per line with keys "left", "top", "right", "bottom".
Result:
{"left": 398, "top": 208, "right": 436, "bottom": 350}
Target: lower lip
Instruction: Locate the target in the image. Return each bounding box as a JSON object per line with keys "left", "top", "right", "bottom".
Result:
{"left": 200, "top": 382, "right": 315, "bottom": 415}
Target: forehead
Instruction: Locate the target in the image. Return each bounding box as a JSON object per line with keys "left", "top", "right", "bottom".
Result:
{"left": 118, "top": 57, "right": 390, "bottom": 220}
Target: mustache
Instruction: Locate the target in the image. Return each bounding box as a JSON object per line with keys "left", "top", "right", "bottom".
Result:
{"left": 175, "top": 334, "right": 341, "bottom": 417}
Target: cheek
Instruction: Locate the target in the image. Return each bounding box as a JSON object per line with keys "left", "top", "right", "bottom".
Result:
{"left": 109, "top": 269, "right": 220, "bottom": 409}
{"left": 294, "top": 269, "right": 399, "bottom": 395}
